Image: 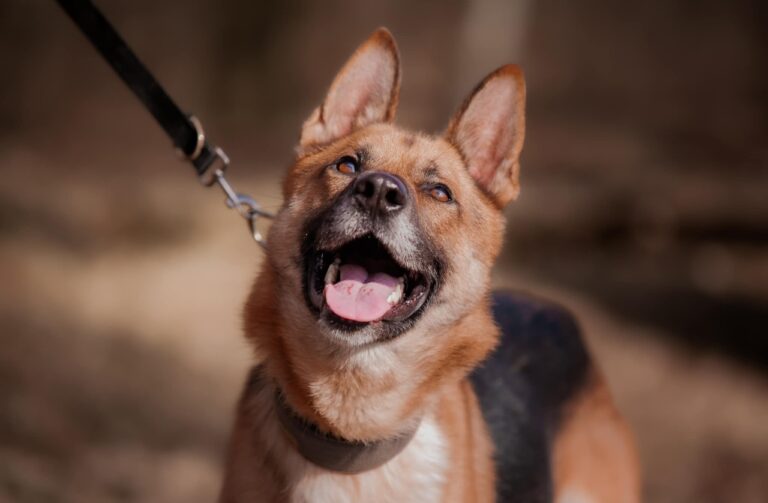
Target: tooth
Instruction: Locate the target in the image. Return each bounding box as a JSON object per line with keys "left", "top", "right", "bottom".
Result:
{"left": 324, "top": 258, "right": 340, "bottom": 285}
{"left": 387, "top": 277, "right": 405, "bottom": 304}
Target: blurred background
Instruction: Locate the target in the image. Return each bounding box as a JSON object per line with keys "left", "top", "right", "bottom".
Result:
{"left": 1, "top": 0, "right": 767, "bottom": 501}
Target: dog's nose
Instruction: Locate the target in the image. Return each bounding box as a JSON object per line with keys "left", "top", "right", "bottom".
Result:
{"left": 352, "top": 172, "right": 409, "bottom": 216}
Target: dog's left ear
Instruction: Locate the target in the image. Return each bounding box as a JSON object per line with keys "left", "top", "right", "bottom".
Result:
{"left": 298, "top": 28, "right": 401, "bottom": 156}
{"left": 446, "top": 65, "right": 526, "bottom": 207}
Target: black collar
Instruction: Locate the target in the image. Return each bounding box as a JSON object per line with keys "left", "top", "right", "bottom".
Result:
{"left": 252, "top": 367, "right": 420, "bottom": 474}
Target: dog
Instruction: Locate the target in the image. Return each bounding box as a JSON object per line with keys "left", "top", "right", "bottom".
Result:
{"left": 219, "top": 28, "right": 640, "bottom": 503}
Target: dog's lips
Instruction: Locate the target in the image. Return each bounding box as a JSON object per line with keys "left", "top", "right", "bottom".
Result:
{"left": 305, "top": 235, "right": 432, "bottom": 326}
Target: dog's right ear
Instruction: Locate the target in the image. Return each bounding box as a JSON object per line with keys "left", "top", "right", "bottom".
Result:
{"left": 298, "top": 28, "right": 401, "bottom": 156}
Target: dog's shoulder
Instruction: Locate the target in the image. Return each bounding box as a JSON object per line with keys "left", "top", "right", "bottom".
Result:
{"left": 469, "top": 290, "right": 592, "bottom": 502}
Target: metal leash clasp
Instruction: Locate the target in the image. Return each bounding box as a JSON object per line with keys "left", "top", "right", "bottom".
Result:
{"left": 211, "top": 151, "right": 274, "bottom": 248}
{"left": 185, "top": 116, "right": 274, "bottom": 248}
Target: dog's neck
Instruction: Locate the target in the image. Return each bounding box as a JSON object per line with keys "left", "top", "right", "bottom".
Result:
{"left": 266, "top": 368, "right": 422, "bottom": 473}
{"left": 245, "top": 266, "right": 497, "bottom": 441}
{"left": 262, "top": 326, "right": 433, "bottom": 440}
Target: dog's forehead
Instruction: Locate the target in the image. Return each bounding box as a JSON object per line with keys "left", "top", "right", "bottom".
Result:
{"left": 358, "top": 125, "right": 465, "bottom": 178}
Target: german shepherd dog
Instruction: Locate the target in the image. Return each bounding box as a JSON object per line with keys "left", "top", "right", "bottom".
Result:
{"left": 219, "top": 28, "right": 640, "bottom": 503}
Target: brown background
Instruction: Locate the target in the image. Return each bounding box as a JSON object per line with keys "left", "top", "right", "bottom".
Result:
{"left": 1, "top": 0, "right": 767, "bottom": 501}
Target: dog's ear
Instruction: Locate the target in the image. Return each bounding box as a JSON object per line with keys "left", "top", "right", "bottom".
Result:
{"left": 298, "top": 28, "right": 400, "bottom": 155}
{"left": 446, "top": 65, "right": 526, "bottom": 207}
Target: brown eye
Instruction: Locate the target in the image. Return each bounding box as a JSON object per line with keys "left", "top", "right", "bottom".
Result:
{"left": 335, "top": 156, "right": 359, "bottom": 175}
{"left": 428, "top": 184, "right": 452, "bottom": 203}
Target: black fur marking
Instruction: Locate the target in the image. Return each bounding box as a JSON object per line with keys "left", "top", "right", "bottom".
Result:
{"left": 470, "top": 291, "right": 592, "bottom": 502}
{"left": 423, "top": 163, "right": 439, "bottom": 179}
{"left": 298, "top": 183, "right": 447, "bottom": 342}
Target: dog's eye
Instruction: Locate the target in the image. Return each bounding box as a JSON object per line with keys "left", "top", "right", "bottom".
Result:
{"left": 334, "top": 156, "right": 359, "bottom": 175}
{"left": 427, "top": 184, "right": 452, "bottom": 203}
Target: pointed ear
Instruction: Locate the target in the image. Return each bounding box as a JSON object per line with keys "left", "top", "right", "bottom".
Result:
{"left": 446, "top": 65, "right": 526, "bottom": 207}
{"left": 298, "top": 28, "right": 401, "bottom": 155}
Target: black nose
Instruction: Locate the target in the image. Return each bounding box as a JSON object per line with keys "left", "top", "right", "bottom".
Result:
{"left": 352, "top": 172, "right": 409, "bottom": 216}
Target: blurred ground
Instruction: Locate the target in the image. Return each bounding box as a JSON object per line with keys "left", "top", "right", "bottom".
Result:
{"left": 1, "top": 0, "right": 767, "bottom": 502}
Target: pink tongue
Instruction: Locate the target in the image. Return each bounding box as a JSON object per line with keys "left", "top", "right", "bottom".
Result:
{"left": 324, "top": 264, "right": 399, "bottom": 322}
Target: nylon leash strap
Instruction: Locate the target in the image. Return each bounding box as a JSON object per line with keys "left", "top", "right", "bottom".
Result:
{"left": 56, "top": 0, "right": 273, "bottom": 247}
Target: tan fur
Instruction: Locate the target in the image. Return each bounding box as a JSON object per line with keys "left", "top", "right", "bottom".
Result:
{"left": 219, "top": 27, "right": 638, "bottom": 503}
{"left": 298, "top": 28, "right": 401, "bottom": 157}
{"left": 553, "top": 374, "right": 642, "bottom": 503}
{"left": 446, "top": 65, "right": 526, "bottom": 207}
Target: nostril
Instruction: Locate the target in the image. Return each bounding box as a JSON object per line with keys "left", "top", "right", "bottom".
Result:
{"left": 356, "top": 179, "right": 376, "bottom": 199}
{"left": 384, "top": 187, "right": 404, "bottom": 208}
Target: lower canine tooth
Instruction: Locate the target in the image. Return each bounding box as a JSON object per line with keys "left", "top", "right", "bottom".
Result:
{"left": 387, "top": 278, "right": 405, "bottom": 304}
{"left": 324, "top": 259, "right": 340, "bottom": 285}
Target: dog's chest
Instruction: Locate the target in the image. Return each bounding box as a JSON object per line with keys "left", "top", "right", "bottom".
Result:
{"left": 251, "top": 393, "right": 448, "bottom": 503}
{"left": 287, "top": 416, "right": 447, "bottom": 503}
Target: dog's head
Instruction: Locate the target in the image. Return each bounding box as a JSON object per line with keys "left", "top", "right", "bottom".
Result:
{"left": 262, "top": 29, "right": 525, "bottom": 352}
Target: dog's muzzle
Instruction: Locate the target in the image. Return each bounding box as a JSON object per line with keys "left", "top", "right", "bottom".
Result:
{"left": 300, "top": 172, "right": 443, "bottom": 337}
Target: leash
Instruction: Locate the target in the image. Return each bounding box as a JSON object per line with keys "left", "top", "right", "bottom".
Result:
{"left": 55, "top": 0, "right": 274, "bottom": 247}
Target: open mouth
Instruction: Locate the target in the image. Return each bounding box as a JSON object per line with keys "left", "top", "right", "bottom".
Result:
{"left": 305, "top": 234, "right": 433, "bottom": 328}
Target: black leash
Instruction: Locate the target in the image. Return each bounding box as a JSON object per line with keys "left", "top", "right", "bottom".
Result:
{"left": 56, "top": 0, "right": 273, "bottom": 246}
